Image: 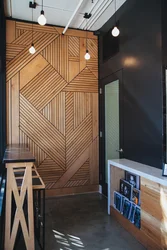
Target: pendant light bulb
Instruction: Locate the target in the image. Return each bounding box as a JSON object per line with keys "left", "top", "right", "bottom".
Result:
{"left": 112, "top": 26, "right": 120, "bottom": 37}
{"left": 38, "top": 10, "right": 46, "bottom": 26}
{"left": 29, "top": 44, "right": 36, "bottom": 54}
{"left": 84, "top": 50, "right": 90, "bottom": 60}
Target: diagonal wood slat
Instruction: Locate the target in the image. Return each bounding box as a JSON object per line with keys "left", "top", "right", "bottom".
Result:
{"left": 66, "top": 113, "right": 92, "bottom": 168}
{"left": 16, "top": 21, "right": 59, "bottom": 34}
{"left": 20, "top": 94, "right": 65, "bottom": 168}
{"left": 87, "top": 58, "right": 98, "bottom": 78}
{"left": 38, "top": 157, "right": 65, "bottom": 185}
{"left": 87, "top": 39, "right": 98, "bottom": 58}
{"left": 53, "top": 147, "right": 90, "bottom": 188}
{"left": 41, "top": 37, "right": 60, "bottom": 71}
{"left": 6, "top": 43, "right": 26, "bottom": 61}
{"left": 63, "top": 67, "right": 98, "bottom": 93}
{"left": 19, "top": 130, "right": 47, "bottom": 167}
{"left": 16, "top": 29, "right": 25, "bottom": 38}
{"left": 74, "top": 92, "right": 92, "bottom": 128}
{"left": 7, "top": 33, "right": 58, "bottom": 82}
{"left": 21, "top": 64, "right": 67, "bottom": 111}
{"left": 69, "top": 36, "right": 79, "bottom": 57}
{"left": 41, "top": 92, "right": 66, "bottom": 136}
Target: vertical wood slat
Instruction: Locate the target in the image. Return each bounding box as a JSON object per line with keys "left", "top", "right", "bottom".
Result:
{"left": 11, "top": 73, "right": 20, "bottom": 144}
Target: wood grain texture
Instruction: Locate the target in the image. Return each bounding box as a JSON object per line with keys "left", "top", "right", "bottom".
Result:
{"left": 6, "top": 20, "right": 16, "bottom": 43}
{"left": 64, "top": 67, "right": 98, "bottom": 93}
{"left": 20, "top": 54, "right": 48, "bottom": 89}
{"left": 6, "top": 20, "right": 98, "bottom": 195}
{"left": 141, "top": 177, "right": 167, "bottom": 249}
{"left": 110, "top": 206, "right": 161, "bottom": 250}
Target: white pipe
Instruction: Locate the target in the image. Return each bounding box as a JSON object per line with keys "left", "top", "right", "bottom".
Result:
{"left": 62, "top": 0, "right": 85, "bottom": 34}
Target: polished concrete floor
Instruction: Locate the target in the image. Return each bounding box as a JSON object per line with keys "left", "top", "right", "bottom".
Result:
{"left": 17, "top": 193, "right": 145, "bottom": 250}
{"left": 44, "top": 193, "right": 145, "bottom": 250}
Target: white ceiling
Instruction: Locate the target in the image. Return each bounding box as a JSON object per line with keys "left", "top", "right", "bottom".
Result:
{"left": 5, "top": 0, "right": 126, "bottom": 31}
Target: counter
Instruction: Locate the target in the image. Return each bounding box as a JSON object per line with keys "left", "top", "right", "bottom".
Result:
{"left": 108, "top": 158, "right": 167, "bottom": 250}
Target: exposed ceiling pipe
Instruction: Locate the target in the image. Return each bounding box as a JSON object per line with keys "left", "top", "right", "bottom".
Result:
{"left": 62, "top": 0, "right": 85, "bottom": 34}
{"left": 87, "top": 0, "right": 113, "bottom": 30}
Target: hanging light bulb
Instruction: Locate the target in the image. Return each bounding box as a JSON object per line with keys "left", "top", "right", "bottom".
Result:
{"left": 38, "top": 0, "right": 46, "bottom": 26}
{"left": 38, "top": 10, "right": 47, "bottom": 26}
{"left": 29, "top": 43, "right": 36, "bottom": 54}
{"left": 84, "top": 50, "right": 90, "bottom": 60}
{"left": 84, "top": 13, "right": 91, "bottom": 60}
{"left": 112, "top": 0, "right": 120, "bottom": 37}
{"left": 29, "top": 5, "right": 36, "bottom": 55}
{"left": 112, "top": 26, "right": 120, "bottom": 37}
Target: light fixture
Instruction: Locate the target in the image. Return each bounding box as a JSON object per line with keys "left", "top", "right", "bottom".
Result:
{"left": 29, "top": 43, "right": 36, "bottom": 54}
{"left": 85, "top": 50, "right": 91, "bottom": 60}
{"left": 84, "top": 13, "right": 92, "bottom": 61}
{"left": 38, "top": 0, "right": 46, "bottom": 26}
{"left": 112, "top": 26, "right": 120, "bottom": 37}
{"left": 29, "top": 3, "right": 36, "bottom": 54}
{"left": 111, "top": 0, "right": 120, "bottom": 37}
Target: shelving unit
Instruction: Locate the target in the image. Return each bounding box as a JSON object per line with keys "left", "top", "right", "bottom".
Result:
{"left": 108, "top": 159, "right": 167, "bottom": 250}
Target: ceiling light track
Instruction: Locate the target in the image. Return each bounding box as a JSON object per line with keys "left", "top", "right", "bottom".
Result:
{"left": 87, "top": 0, "right": 113, "bottom": 30}
{"left": 78, "top": 0, "right": 113, "bottom": 30}
{"left": 78, "top": 0, "right": 100, "bottom": 29}
{"left": 29, "top": 1, "right": 36, "bottom": 9}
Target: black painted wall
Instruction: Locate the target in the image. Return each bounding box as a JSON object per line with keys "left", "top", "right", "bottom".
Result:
{"left": 0, "top": 0, "right": 6, "bottom": 174}
{"left": 99, "top": 0, "right": 164, "bottom": 170}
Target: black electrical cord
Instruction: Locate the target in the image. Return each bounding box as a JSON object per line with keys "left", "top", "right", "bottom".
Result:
{"left": 115, "top": 0, "right": 116, "bottom": 24}
{"left": 32, "top": 6, "right": 34, "bottom": 45}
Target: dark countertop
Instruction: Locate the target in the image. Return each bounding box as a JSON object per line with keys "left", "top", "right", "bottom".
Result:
{"left": 3, "top": 144, "right": 35, "bottom": 163}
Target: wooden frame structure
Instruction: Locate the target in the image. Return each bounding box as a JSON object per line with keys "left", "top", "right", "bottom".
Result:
{"left": 3, "top": 145, "right": 36, "bottom": 250}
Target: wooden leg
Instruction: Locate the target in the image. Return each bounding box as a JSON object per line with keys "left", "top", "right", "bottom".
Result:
{"left": 4, "top": 167, "right": 12, "bottom": 250}
{"left": 4, "top": 163, "right": 35, "bottom": 250}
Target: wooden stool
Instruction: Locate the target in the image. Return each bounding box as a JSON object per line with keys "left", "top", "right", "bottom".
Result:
{"left": 3, "top": 145, "right": 35, "bottom": 250}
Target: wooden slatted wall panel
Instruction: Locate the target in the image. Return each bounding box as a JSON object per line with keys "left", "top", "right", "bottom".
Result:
{"left": 6, "top": 20, "right": 99, "bottom": 196}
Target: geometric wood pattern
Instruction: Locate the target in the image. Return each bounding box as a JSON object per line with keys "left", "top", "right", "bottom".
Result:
{"left": 6, "top": 20, "right": 99, "bottom": 195}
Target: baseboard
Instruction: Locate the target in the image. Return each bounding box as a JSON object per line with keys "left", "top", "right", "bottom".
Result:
{"left": 45, "top": 185, "right": 99, "bottom": 197}
{"left": 110, "top": 206, "right": 161, "bottom": 250}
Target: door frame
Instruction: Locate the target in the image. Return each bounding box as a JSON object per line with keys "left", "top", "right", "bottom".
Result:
{"left": 99, "top": 69, "right": 124, "bottom": 196}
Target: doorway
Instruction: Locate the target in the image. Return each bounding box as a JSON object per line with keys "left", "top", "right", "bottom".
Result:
{"left": 99, "top": 70, "right": 124, "bottom": 196}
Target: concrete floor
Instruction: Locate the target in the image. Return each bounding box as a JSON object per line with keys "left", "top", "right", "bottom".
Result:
{"left": 44, "top": 193, "right": 145, "bottom": 250}
{"left": 16, "top": 193, "right": 146, "bottom": 250}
